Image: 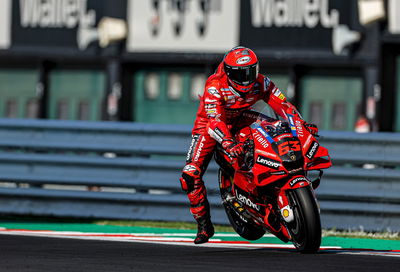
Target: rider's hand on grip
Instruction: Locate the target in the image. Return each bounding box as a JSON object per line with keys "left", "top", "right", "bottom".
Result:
{"left": 222, "top": 140, "right": 244, "bottom": 158}
{"left": 305, "top": 123, "right": 319, "bottom": 136}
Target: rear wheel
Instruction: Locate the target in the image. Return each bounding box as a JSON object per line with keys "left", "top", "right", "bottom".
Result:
{"left": 218, "top": 169, "right": 266, "bottom": 240}
{"left": 286, "top": 186, "right": 321, "bottom": 253}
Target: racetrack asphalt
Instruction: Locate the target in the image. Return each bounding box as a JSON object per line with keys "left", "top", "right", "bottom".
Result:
{"left": 0, "top": 234, "right": 398, "bottom": 272}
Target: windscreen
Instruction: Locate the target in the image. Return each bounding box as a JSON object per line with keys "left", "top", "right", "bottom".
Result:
{"left": 246, "top": 101, "right": 288, "bottom": 123}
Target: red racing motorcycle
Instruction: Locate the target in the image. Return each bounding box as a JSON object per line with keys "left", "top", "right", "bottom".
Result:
{"left": 215, "top": 103, "right": 332, "bottom": 253}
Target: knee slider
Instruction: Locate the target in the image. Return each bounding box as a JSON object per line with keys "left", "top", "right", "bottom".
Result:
{"left": 180, "top": 164, "right": 201, "bottom": 193}
{"left": 180, "top": 174, "right": 195, "bottom": 193}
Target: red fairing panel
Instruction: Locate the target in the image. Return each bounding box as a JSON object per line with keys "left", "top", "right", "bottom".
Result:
{"left": 306, "top": 145, "right": 332, "bottom": 170}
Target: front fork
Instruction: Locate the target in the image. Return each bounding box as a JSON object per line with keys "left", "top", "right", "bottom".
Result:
{"left": 277, "top": 190, "right": 295, "bottom": 224}
{"left": 276, "top": 174, "right": 318, "bottom": 224}
{"left": 266, "top": 174, "right": 319, "bottom": 241}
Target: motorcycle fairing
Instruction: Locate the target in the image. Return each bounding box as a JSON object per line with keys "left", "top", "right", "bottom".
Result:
{"left": 215, "top": 103, "right": 331, "bottom": 247}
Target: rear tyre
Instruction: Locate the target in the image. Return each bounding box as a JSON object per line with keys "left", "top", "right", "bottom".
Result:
{"left": 286, "top": 186, "right": 321, "bottom": 253}
{"left": 218, "top": 169, "right": 266, "bottom": 240}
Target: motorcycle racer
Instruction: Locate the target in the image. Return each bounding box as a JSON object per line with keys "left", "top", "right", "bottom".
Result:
{"left": 180, "top": 46, "right": 318, "bottom": 244}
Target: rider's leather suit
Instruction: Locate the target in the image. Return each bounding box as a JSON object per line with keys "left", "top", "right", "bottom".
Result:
{"left": 180, "top": 63, "right": 302, "bottom": 222}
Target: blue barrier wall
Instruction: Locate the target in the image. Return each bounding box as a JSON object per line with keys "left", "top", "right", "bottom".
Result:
{"left": 0, "top": 118, "right": 398, "bottom": 232}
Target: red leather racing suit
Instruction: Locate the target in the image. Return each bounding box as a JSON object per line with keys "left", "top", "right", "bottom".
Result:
{"left": 180, "top": 63, "right": 302, "bottom": 222}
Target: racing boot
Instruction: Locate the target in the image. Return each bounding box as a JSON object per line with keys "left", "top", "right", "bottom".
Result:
{"left": 194, "top": 216, "right": 214, "bottom": 244}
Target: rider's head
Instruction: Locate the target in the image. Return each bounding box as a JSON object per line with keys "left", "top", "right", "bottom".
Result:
{"left": 223, "top": 46, "right": 259, "bottom": 93}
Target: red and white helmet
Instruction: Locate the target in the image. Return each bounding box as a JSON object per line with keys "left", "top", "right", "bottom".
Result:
{"left": 223, "top": 46, "right": 259, "bottom": 93}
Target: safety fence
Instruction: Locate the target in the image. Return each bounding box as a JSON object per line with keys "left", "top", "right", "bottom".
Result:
{"left": 0, "top": 118, "right": 398, "bottom": 232}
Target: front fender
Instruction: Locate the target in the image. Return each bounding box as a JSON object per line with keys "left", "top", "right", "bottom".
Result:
{"left": 282, "top": 175, "right": 311, "bottom": 190}
{"left": 277, "top": 175, "right": 311, "bottom": 223}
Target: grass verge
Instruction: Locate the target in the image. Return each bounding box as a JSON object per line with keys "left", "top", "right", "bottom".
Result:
{"left": 1, "top": 216, "right": 399, "bottom": 240}
{"left": 96, "top": 220, "right": 400, "bottom": 240}
{"left": 95, "top": 220, "right": 234, "bottom": 232}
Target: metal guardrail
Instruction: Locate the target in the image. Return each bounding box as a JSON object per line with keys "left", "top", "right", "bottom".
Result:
{"left": 0, "top": 118, "right": 398, "bottom": 232}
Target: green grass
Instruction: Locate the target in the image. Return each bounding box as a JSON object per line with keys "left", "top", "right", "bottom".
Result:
{"left": 95, "top": 220, "right": 234, "bottom": 232}
{"left": 1, "top": 216, "right": 399, "bottom": 241}
{"left": 95, "top": 220, "right": 400, "bottom": 240}
{"left": 94, "top": 220, "right": 400, "bottom": 240}
{"left": 322, "top": 229, "right": 400, "bottom": 240}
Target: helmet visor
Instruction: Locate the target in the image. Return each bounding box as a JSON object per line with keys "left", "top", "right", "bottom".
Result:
{"left": 225, "top": 63, "right": 258, "bottom": 86}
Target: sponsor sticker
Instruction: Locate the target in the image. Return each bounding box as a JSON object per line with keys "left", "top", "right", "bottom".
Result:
{"left": 205, "top": 104, "right": 216, "bottom": 109}
{"left": 272, "top": 87, "right": 286, "bottom": 101}
{"left": 206, "top": 109, "right": 217, "bottom": 115}
{"left": 295, "top": 120, "right": 304, "bottom": 137}
{"left": 207, "top": 87, "right": 221, "bottom": 98}
{"left": 194, "top": 136, "right": 206, "bottom": 162}
{"left": 208, "top": 127, "right": 223, "bottom": 143}
{"left": 289, "top": 176, "right": 308, "bottom": 187}
{"left": 235, "top": 189, "right": 260, "bottom": 211}
{"left": 251, "top": 123, "right": 274, "bottom": 145}
{"left": 272, "top": 87, "right": 281, "bottom": 97}
{"left": 255, "top": 149, "right": 278, "bottom": 158}
{"left": 256, "top": 155, "right": 281, "bottom": 169}
{"left": 306, "top": 141, "right": 319, "bottom": 159}
{"left": 214, "top": 127, "right": 225, "bottom": 139}
{"left": 253, "top": 132, "right": 269, "bottom": 148}
{"left": 264, "top": 77, "right": 271, "bottom": 89}
{"left": 228, "top": 86, "right": 242, "bottom": 97}
{"left": 275, "top": 133, "right": 293, "bottom": 141}
{"left": 185, "top": 134, "right": 200, "bottom": 162}
{"left": 257, "top": 127, "right": 274, "bottom": 143}
{"left": 236, "top": 56, "right": 251, "bottom": 65}
{"left": 204, "top": 98, "right": 217, "bottom": 103}
{"left": 288, "top": 115, "right": 297, "bottom": 137}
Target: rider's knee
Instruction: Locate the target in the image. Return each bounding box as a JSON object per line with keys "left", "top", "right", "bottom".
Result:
{"left": 180, "top": 164, "right": 201, "bottom": 193}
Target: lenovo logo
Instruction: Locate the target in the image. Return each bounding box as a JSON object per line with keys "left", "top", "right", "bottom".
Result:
{"left": 306, "top": 141, "right": 319, "bottom": 159}
{"left": 256, "top": 155, "right": 280, "bottom": 169}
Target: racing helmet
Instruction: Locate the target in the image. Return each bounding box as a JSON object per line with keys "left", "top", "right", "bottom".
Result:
{"left": 223, "top": 46, "right": 259, "bottom": 93}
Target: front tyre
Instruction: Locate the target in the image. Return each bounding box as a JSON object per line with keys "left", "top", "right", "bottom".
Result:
{"left": 287, "top": 186, "right": 321, "bottom": 253}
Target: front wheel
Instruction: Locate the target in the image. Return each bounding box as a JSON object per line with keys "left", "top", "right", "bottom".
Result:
{"left": 286, "top": 186, "right": 321, "bottom": 253}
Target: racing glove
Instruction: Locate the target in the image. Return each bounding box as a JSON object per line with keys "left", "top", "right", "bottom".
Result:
{"left": 304, "top": 123, "right": 319, "bottom": 136}
{"left": 222, "top": 139, "right": 244, "bottom": 158}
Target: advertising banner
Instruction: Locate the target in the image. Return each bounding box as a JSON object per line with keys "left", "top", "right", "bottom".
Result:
{"left": 11, "top": 0, "right": 126, "bottom": 52}
{"left": 239, "top": 0, "right": 357, "bottom": 54}
{"left": 127, "top": 0, "right": 240, "bottom": 53}
{"left": 0, "top": 0, "right": 11, "bottom": 49}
